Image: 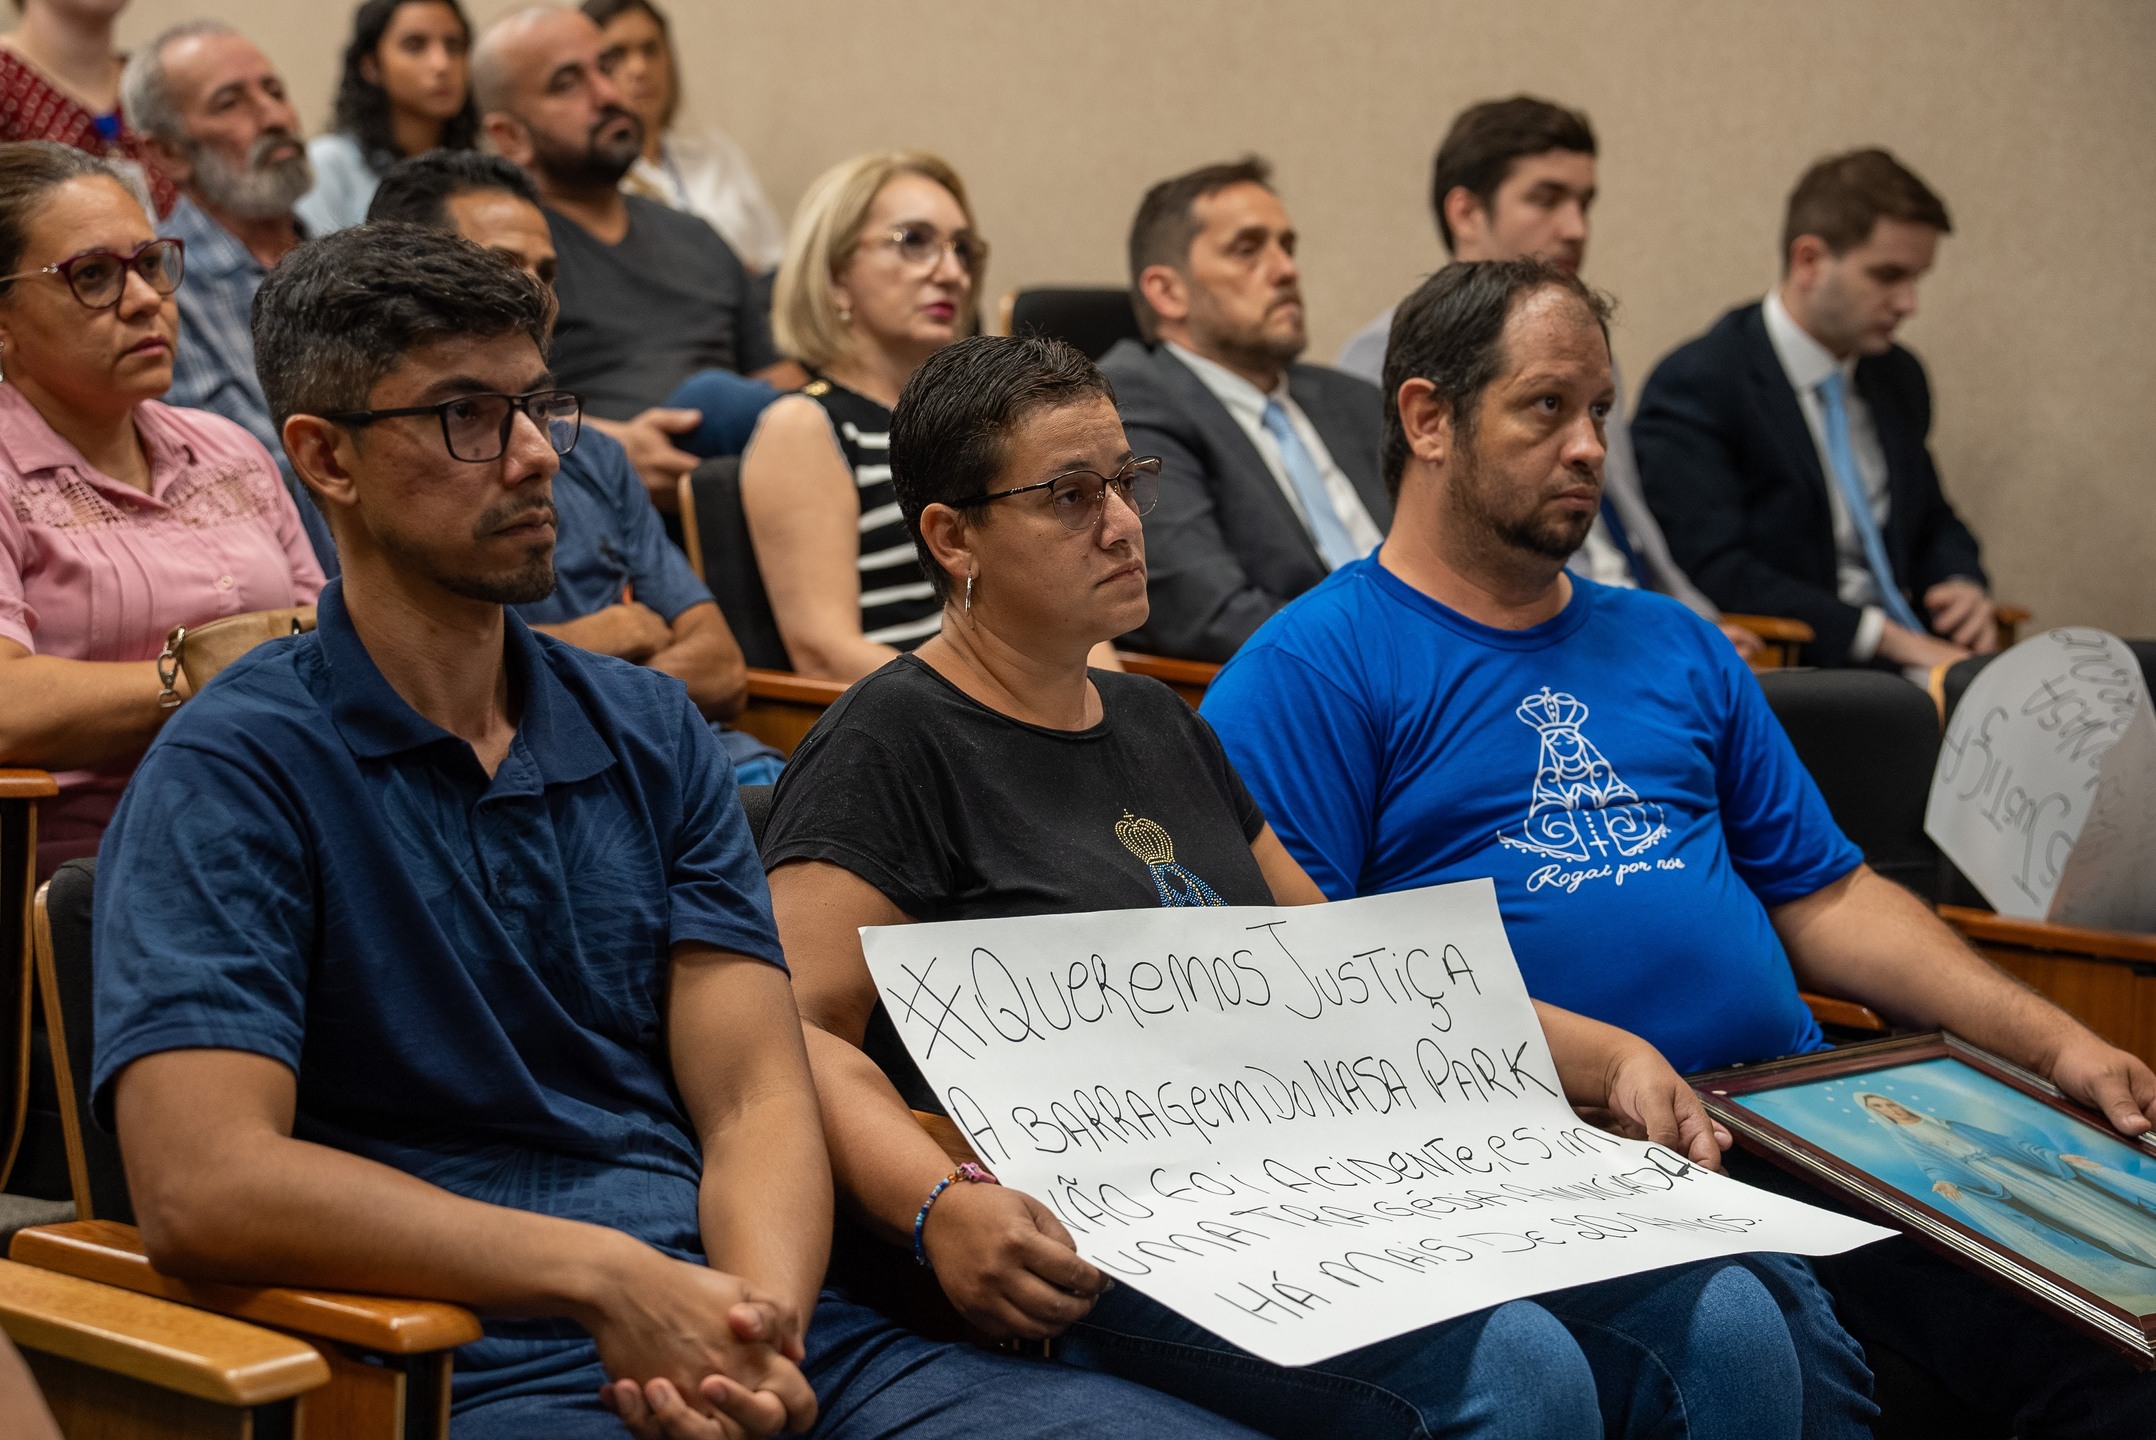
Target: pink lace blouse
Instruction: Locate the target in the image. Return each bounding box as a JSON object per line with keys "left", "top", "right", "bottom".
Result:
{"left": 0, "top": 383, "right": 325, "bottom": 872}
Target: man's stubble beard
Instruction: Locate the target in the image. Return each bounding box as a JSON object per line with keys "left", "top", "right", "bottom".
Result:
{"left": 371, "top": 506, "right": 559, "bottom": 607}
{"left": 1444, "top": 435, "right": 1594, "bottom": 568}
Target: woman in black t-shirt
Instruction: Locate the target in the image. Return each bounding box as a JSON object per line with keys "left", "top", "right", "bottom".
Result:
{"left": 764, "top": 337, "right": 1819, "bottom": 1440}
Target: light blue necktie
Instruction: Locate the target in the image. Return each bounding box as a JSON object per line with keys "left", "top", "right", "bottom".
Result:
{"left": 1261, "top": 399, "right": 1362, "bottom": 570}
{"left": 1816, "top": 372, "right": 1923, "bottom": 631}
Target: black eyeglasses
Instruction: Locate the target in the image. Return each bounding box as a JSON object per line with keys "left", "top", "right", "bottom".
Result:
{"left": 0, "top": 237, "right": 185, "bottom": 309}
{"left": 962, "top": 456, "right": 1161, "bottom": 532}
{"left": 320, "top": 389, "right": 583, "bottom": 464}
{"left": 876, "top": 222, "right": 989, "bottom": 274}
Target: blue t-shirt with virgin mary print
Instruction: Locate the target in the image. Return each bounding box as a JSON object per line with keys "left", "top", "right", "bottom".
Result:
{"left": 1201, "top": 557, "right": 1861, "bottom": 1075}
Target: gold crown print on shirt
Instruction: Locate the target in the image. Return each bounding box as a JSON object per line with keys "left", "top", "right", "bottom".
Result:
{"left": 1116, "top": 810, "right": 1225, "bottom": 907}
{"left": 1495, "top": 688, "right": 1669, "bottom": 864}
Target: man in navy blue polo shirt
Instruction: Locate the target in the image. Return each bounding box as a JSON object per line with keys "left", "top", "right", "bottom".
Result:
{"left": 364, "top": 149, "right": 785, "bottom": 786}
{"left": 1201, "top": 258, "right": 2156, "bottom": 1439}
{"left": 92, "top": 224, "right": 1261, "bottom": 1440}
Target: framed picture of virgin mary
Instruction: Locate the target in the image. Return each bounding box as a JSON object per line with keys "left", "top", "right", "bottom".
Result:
{"left": 1695, "top": 1033, "right": 2156, "bottom": 1364}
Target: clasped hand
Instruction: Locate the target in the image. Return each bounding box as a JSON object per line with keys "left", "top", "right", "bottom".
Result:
{"left": 921, "top": 1180, "right": 1114, "bottom": 1340}
{"left": 588, "top": 1247, "right": 816, "bottom": 1440}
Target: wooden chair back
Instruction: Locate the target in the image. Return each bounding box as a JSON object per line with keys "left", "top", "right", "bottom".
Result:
{"left": 0, "top": 772, "right": 55, "bottom": 1193}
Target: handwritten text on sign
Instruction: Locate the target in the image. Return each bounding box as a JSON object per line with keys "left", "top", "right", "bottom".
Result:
{"left": 1926, "top": 628, "right": 2156, "bottom": 931}
{"left": 862, "top": 882, "right": 1887, "bottom": 1366}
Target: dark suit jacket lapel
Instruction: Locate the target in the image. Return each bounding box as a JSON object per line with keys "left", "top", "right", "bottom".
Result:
{"left": 1144, "top": 345, "right": 1322, "bottom": 568}
{"left": 1289, "top": 367, "right": 1393, "bottom": 529}
{"left": 1739, "top": 305, "right": 1839, "bottom": 570}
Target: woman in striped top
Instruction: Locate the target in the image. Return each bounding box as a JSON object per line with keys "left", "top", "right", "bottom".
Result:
{"left": 745, "top": 153, "right": 1128, "bottom": 681}
{"left": 740, "top": 152, "right": 979, "bottom": 676}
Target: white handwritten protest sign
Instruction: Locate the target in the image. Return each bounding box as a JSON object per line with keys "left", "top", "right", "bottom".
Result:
{"left": 1926, "top": 629, "right": 2156, "bottom": 931}
{"left": 862, "top": 881, "right": 1889, "bottom": 1366}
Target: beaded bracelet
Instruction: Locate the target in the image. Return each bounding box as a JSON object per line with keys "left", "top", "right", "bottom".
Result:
{"left": 913, "top": 1162, "right": 999, "bottom": 1268}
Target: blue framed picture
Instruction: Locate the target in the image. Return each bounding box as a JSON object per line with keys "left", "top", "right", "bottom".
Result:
{"left": 1696, "top": 1033, "right": 2156, "bottom": 1364}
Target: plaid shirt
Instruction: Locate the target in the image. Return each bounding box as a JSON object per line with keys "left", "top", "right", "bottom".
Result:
{"left": 160, "top": 197, "right": 285, "bottom": 458}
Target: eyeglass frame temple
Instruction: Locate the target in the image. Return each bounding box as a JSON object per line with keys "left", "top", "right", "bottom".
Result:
{"left": 0, "top": 236, "right": 187, "bottom": 308}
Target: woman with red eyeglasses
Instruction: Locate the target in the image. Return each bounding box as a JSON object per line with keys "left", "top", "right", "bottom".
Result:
{"left": 0, "top": 142, "right": 321, "bottom": 877}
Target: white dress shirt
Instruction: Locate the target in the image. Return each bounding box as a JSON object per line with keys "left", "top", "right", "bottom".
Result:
{"left": 1761, "top": 290, "right": 1894, "bottom": 661}
{"left": 1166, "top": 343, "right": 1385, "bottom": 560}
{"left": 623, "top": 126, "right": 788, "bottom": 274}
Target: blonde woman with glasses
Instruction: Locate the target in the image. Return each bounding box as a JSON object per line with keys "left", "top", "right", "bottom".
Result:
{"left": 740, "top": 152, "right": 1123, "bottom": 680}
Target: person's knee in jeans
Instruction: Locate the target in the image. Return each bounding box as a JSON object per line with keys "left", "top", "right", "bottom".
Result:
{"left": 1542, "top": 1260, "right": 1805, "bottom": 1440}
{"left": 665, "top": 368, "right": 783, "bottom": 457}
{"left": 1734, "top": 1253, "right": 1877, "bottom": 1440}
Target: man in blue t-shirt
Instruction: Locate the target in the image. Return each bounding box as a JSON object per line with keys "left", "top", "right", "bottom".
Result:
{"left": 94, "top": 224, "right": 1256, "bottom": 1440}
{"left": 1202, "top": 257, "right": 2156, "bottom": 1439}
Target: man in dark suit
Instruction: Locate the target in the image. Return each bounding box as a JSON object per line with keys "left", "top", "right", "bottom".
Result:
{"left": 1634, "top": 148, "right": 1993, "bottom": 671}
{"left": 1100, "top": 158, "right": 1391, "bottom": 661}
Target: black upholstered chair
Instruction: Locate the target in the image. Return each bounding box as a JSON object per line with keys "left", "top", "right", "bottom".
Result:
{"left": 675, "top": 456, "right": 791, "bottom": 671}
{"left": 999, "top": 287, "right": 1141, "bottom": 360}
{"left": 1758, "top": 669, "right": 1943, "bottom": 899}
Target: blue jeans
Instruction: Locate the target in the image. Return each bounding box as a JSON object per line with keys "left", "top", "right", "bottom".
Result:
{"left": 664, "top": 368, "right": 783, "bottom": 458}
{"left": 714, "top": 723, "right": 785, "bottom": 787}
{"left": 448, "top": 1290, "right": 1266, "bottom": 1438}
{"left": 1058, "top": 1257, "right": 1867, "bottom": 1440}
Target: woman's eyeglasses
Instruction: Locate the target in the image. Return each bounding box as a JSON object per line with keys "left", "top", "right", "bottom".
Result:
{"left": 876, "top": 222, "right": 989, "bottom": 274}
{"left": 963, "top": 456, "right": 1162, "bottom": 533}
{"left": 0, "top": 237, "right": 185, "bottom": 310}
{"left": 319, "top": 389, "right": 584, "bottom": 464}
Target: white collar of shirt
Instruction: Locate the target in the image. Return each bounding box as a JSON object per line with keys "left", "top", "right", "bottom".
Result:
{"left": 1165, "top": 341, "right": 1284, "bottom": 424}
{"left": 1761, "top": 289, "right": 1857, "bottom": 396}
{"left": 1162, "top": 342, "right": 1384, "bottom": 558}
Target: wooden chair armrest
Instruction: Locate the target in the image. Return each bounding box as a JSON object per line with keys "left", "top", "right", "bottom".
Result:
{"left": 1721, "top": 614, "right": 1817, "bottom": 645}
{"left": 1113, "top": 651, "right": 1220, "bottom": 706}
{"left": 0, "top": 1257, "right": 327, "bottom": 1406}
{"left": 1994, "top": 604, "right": 2031, "bottom": 627}
{"left": 0, "top": 770, "right": 58, "bottom": 801}
{"left": 744, "top": 669, "right": 849, "bottom": 706}
{"left": 1799, "top": 991, "right": 1889, "bottom": 1034}
{"left": 1939, "top": 906, "right": 2156, "bottom": 965}
{"left": 10, "top": 1221, "right": 481, "bottom": 1356}
{"left": 914, "top": 1111, "right": 981, "bottom": 1167}
{"left": 677, "top": 470, "right": 705, "bottom": 582}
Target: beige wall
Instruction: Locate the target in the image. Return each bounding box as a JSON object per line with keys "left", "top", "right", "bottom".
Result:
{"left": 106, "top": 0, "right": 2156, "bottom": 635}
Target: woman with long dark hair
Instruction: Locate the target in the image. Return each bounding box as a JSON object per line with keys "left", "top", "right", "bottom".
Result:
{"left": 296, "top": 0, "right": 476, "bottom": 234}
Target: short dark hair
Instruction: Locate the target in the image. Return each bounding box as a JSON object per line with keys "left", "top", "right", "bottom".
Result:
{"left": 366, "top": 149, "right": 541, "bottom": 228}
{"left": 1379, "top": 258, "right": 1612, "bottom": 501}
{"left": 889, "top": 334, "right": 1116, "bottom": 599}
{"left": 333, "top": 0, "right": 481, "bottom": 170}
{"left": 1781, "top": 148, "right": 1951, "bottom": 271}
{"left": 251, "top": 221, "right": 555, "bottom": 430}
{"left": 1125, "top": 156, "right": 1271, "bottom": 341}
{"left": 0, "top": 142, "right": 145, "bottom": 299}
{"left": 1429, "top": 97, "right": 1596, "bottom": 253}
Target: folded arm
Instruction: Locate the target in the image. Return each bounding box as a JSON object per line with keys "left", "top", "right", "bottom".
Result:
{"left": 0, "top": 641, "right": 181, "bottom": 770}
{"left": 1774, "top": 865, "right": 2156, "bottom": 1134}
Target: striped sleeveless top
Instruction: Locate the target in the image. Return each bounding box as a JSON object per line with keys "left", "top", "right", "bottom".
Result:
{"left": 803, "top": 377, "right": 942, "bottom": 649}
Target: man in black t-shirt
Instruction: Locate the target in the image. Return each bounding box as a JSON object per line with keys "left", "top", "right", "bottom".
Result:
{"left": 474, "top": 7, "right": 805, "bottom": 509}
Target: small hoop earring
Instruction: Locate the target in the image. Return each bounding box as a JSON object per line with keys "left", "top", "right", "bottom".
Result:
{"left": 963, "top": 573, "right": 974, "bottom": 616}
